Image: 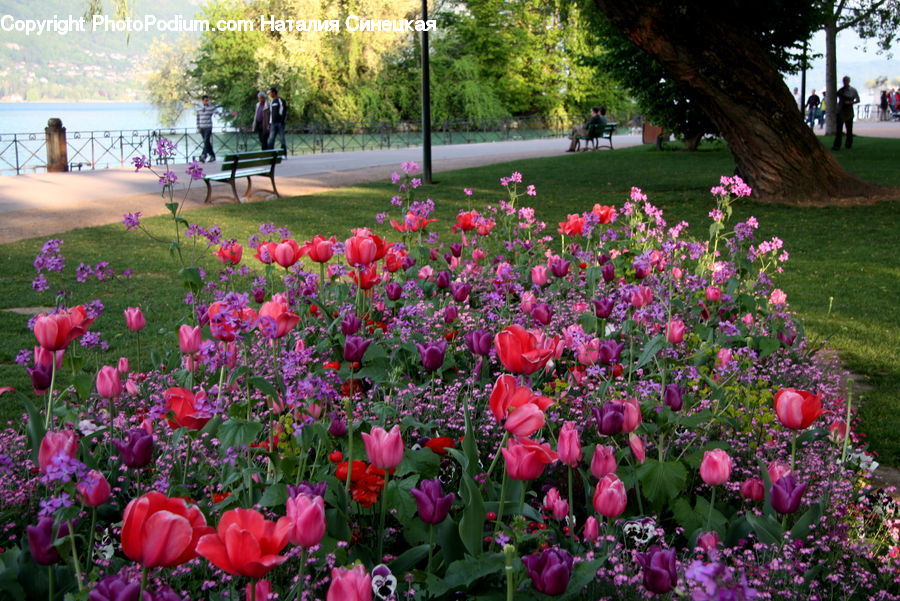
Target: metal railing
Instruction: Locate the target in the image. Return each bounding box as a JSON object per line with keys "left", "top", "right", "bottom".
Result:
{"left": 0, "top": 114, "right": 584, "bottom": 176}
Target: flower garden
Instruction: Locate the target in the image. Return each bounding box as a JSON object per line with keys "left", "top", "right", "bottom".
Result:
{"left": 0, "top": 143, "right": 897, "bottom": 600}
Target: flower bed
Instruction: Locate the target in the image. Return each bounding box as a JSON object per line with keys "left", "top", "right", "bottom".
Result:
{"left": 0, "top": 153, "right": 896, "bottom": 600}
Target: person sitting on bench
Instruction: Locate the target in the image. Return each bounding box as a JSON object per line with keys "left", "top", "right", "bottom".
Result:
{"left": 567, "top": 106, "right": 607, "bottom": 152}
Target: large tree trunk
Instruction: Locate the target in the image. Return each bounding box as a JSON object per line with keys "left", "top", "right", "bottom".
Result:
{"left": 824, "top": 14, "right": 838, "bottom": 136}
{"left": 593, "top": 1, "right": 894, "bottom": 204}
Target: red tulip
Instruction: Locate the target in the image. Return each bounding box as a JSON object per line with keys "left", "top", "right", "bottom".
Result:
{"left": 593, "top": 474, "right": 627, "bottom": 518}
{"left": 286, "top": 493, "right": 326, "bottom": 549}
{"left": 196, "top": 508, "right": 292, "bottom": 579}
{"left": 253, "top": 241, "right": 278, "bottom": 264}
{"left": 345, "top": 228, "right": 389, "bottom": 267}
{"left": 178, "top": 324, "right": 202, "bottom": 354}
{"left": 327, "top": 565, "right": 372, "bottom": 601}
{"left": 165, "top": 387, "right": 211, "bottom": 430}
{"left": 258, "top": 299, "right": 300, "bottom": 339}
{"left": 501, "top": 437, "right": 558, "bottom": 481}
{"left": 774, "top": 388, "right": 824, "bottom": 430}
{"left": 299, "top": 235, "right": 336, "bottom": 263}
{"left": 121, "top": 492, "right": 213, "bottom": 568}
{"left": 592, "top": 204, "right": 616, "bottom": 223}
{"left": 558, "top": 213, "right": 585, "bottom": 236}
{"left": 77, "top": 469, "right": 111, "bottom": 507}
{"left": 349, "top": 264, "right": 381, "bottom": 290}
{"left": 489, "top": 374, "right": 553, "bottom": 423}
{"left": 273, "top": 239, "right": 302, "bottom": 268}
{"left": 452, "top": 210, "right": 479, "bottom": 232}
{"left": 96, "top": 365, "right": 122, "bottom": 399}
{"left": 504, "top": 402, "right": 546, "bottom": 437}
{"left": 124, "top": 307, "right": 146, "bottom": 331}
{"left": 215, "top": 242, "right": 243, "bottom": 265}
{"left": 38, "top": 430, "right": 78, "bottom": 473}
{"left": 699, "top": 449, "right": 733, "bottom": 486}
{"left": 208, "top": 302, "right": 258, "bottom": 342}
{"left": 33, "top": 305, "right": 93, "bottom": 351}
{"left": 361, "top": 425, "right": 404, "bottom": 470}
{"left": 740, "top": 477, "right": 765, "bottom": 501}
{"left": 493, "top": 325, "right": 553, "bottom": 375}
{"left": 557, "top": 421, "right": 582, "bottom": 467}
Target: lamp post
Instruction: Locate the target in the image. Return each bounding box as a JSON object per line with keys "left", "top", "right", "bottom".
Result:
{"left": 421, "top": 0, "right": 432, "bottom": 184}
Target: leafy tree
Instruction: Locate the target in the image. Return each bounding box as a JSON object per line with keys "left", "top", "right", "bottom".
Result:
{"left": 144, "top": 36, "right": 201, "bottom": 127}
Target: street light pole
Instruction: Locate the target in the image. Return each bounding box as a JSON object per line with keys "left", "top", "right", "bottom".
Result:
{"left": 421, "top": 0, "right": 432, "bottom": 184}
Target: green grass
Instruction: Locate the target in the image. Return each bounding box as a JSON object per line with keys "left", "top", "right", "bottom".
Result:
{"left": 0, "top": 136, "right": 897, "bottom": 464}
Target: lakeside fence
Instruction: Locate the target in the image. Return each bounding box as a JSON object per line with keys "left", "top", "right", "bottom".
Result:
{"left": 0, "top": 114, "right": 581, "bottom": 176}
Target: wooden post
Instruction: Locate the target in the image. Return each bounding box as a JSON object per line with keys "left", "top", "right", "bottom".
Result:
{"left": 45, "top": 118, "right": 68, "bottom": 172}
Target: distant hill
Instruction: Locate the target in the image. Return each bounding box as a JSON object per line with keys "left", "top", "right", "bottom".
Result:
{"left": 0, "top": 0, "right": 204, "bottom": 101}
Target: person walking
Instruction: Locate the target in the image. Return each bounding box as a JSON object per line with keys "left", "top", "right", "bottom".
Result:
{"left": 196, "top": 95, "right": 220, "bottom": 163}
{"left": 804, "top": 90, "right": 820, "bottom": 128}
{"left": 267, "top": 87, "right": 288, "bottom": 154}
{"left": 832, "top": 76, "right": 860, "bottom": 151}
{"left": 252, "top": 92, "right": 270, "bottom": 150}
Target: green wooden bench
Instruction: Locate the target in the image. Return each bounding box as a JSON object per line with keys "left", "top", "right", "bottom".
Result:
{"left": 203, "top": 149, "right": 285, "bottom": 204}
{"left": 575, "top": 122, "right": 618, "bottom": 151}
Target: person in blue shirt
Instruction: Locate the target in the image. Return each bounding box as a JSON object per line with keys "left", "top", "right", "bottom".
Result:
{"left": 196, "top": 95, "right": 221, "bottom": 163}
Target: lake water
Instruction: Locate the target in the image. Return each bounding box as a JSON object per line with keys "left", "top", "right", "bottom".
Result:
{"left": 0, "top": 102, "right": 226, "bottom": 134}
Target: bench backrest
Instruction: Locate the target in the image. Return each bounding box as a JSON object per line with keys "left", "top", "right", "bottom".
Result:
{"left": 219, "top": 149, "right": 285, "bottom": 173}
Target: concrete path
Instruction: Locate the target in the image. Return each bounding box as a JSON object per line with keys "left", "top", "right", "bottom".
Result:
{"left": 0, "top": 120, "right": 897, "bottom": 245}
{"left": 0, "top": 135, "right": 643, "bottom": 244}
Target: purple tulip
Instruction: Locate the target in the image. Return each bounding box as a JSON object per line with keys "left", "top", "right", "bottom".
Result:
{"left": 27, "top": 362, "right": 53, "bottom": 393}
{"left": 778, "top": 329, "right": 797, "bottom": 347}
{"left": 549, "top": 258, "right": 570, "bottom": 278}
{"left": 663, "top": 383, "right": 684, "bottom": 412}
{"left": 443, "top": 252, "right": 453, "bottom": 264}
{"left": 410, "top": 478, "right": 454, "bottom": 525}
{"left": 436, "top": 270, "right": 451, "bottom": 290}
{"left": 417, "top": 340, "right": 448, "bottom": 371}
{"left": 636, "top": 546, "right": 677, "bottom": 594}
{"left": 114, "top": 429, "right": 154, "bottom": 469}
{"left": 597, "top": 253, "right": 611, "bottom": 265}
{"left": 252, "top": 287, "right": 266, "bottom": 304}
{"left": 385, "top": 282, "right": 403, "bottom": 301}
{"left": 444, "top": 306, "right": 459, "bottom": 324}
{"left": 464, "top": 329, "right": 492, "bottom": 356}
{"left": 450, "top": 282, "right": 471, "bottom": 302}
{"left": 596, "top": 339, "right": 624, "bottom": 365}
{"left": 532, "top": 303, "right": 553, "bottom": 326}
{"left": 449, "top": 243, "right": 463, "bottom": 257}
{"left": 288, "top": 481, "right": 327, "bottom": 499}
{"left": 633, "top": 259, "right": 651, "bottom": 279}
{"left": 340, "top": 314, "right": 362, "bottom": 336}
{"left": 26, "top": 518, "right": 69, "bottom": 565}
{"left": 343, "top": 335, "right": 372, "bottom": 363}
{"left": 429, "top": 248, "right": 440, "bottom": 262}
{"left": 328, "top": 414, "right": 348, "bottom": 437}
{"left": 89, "top": 575, "right": 150, "bottom": 601}
{"left": 402, "top": 256, "right": 417, "bottom": 271}
{"left": 521, "top": 548, "right": 574, "bottom": 596}
{"left": 602, "top": 262, "right": 616, "bottom": 282}
{"left": 770, "top": 475, "right": 807, "bottom": 515}
{"left": 593, "top": 297, "right": 614, "bottom": 319}
{"left": 593, "top": 402, "right": 625, "bottom": 436}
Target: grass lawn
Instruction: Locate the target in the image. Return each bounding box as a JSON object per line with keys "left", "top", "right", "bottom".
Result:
{"left": 0, "top": 136, "right": 897, "bottom": 464}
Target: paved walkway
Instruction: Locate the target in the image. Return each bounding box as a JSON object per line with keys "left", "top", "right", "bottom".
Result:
{"left": 0, "top": 135, "right": 643, "bottom": 244}
{"left": 0, "top": 120, "right": 897, "bottom": 245}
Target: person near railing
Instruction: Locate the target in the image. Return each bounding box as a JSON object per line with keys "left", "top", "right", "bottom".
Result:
{"left": 252, "top": 92, "right": 271, "bottom": 150}
{"left": 196, "top": 95, "right": 222, "bottom": 163}
{"left": 267, "top": 87, "right": 288, "bottom": 154}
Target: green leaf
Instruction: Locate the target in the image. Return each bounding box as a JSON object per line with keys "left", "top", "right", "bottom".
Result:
{"left": 559, "top": 557, "right": 605, "bottom": 600}
{"left": 755, "top": 336, "right": 781, "bottom": 358}
{"left": 390, "top": 544, "right": 430, "bottom": 574}
{"left": 383, "top": 477, "right": 417, "bottom": 522}
{"left": 636, "top": 459, "right": 687, "bottom": 505}
{"left": 249, "top": 376, "right": 278, "bottom": 398}
{"left": 399, "top": 448, "right": 441, "bottom": 480}
{"left": 440, "top": 553, "right": 505, "bottom": 591}
{"left": 258, "top": 484, "right": 287, "bottom": 508}
{"left": 746, "top": 513, "right": 784, "bottom": 544}
{"left": 672, "top": 497, "right": 703, "bottom": 534}
{"left": 17, "top": 392, "right": 45, "bottom": 464}
{"left": 635, "top": 335, "right": 665, "bottom": 369}
{"left": 577, "top": 311, "right": 598, "bottom": 333}
{"left": 790, "top": 502, "right": 822, "bottom": 539}
{"left": 217, "top": 418, "right": 263, "bottom": 449}
{"left": 73, "top": 372, "right": 94, "bottom": 399}
{"left": 178, "top": 267, "right": 202, "bottom": 292}
{"left": 165, "top": 201, "right": 179, "bottom": 215}
{"left": 457, "top": 471, "right": 486, "bottom": 557}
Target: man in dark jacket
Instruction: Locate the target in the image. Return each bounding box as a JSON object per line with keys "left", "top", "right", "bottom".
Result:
{"left": 566, "top": 106, "right": 606, "bottom": 152}
{"left": 832, "top": 76, "right": 860, "bottom": 151}
{"left": 804, "top": 90, "right": 820, "bottom": 128}
{"left": 267, "top": 87, "right": 288, "bottom": 154}
{"left": 252, "top": 92, "right": 270, "bottom": 150}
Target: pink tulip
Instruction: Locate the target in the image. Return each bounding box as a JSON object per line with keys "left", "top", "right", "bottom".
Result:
{"left": 630, "top": 285, "right": 653, "bottom": 308}
{"left": 246, "top": 580, "right": 272, "bottom": 601}
{"left": 629, "top": 433, "right": 646, "bottom": 463}
{"left": 77, "top": 469, "right": 111, "bottom": 507}
{"left": 767, "top": 460, "right": 792, "bottom": 484}
{"left": 124, "top": 307, "right": 146, "bottom": 331}
{"left": 327, "top": 565, "right": 372, "bottom": 601}
{"left": 96, "top": 365, "right": 122, "bottom": 399}
{"left": 705, "top": 286, "right": 722, "bottom": 302}
{"left": 300, "top": 235, "right": 336, "bottom": 263}
{"left": 665, "top": 319, "right": 685, "bottom": 344}
{"left": 501, "top": 437, "right": 558, "bottom": 481}
{"left": 33, "top": 306, "right": 92, "bottom": 351}
{"left": 593, "top": 474, "right": 627, "bottom": 518}
{"left": 273, "top": 239, "right": 302, "bottom": 268}
{"left": 286, "top": 493, "right": 326, "bottom": 549}
{"left": 768, "top": 289, "right": 787, "bottom": 306}
{"left": 575, "top": 338, "right": 601, "bottom": 366}
{"left": 361, "top": 425, "right": 404, "bottom": 470}
{"left": 38, "top": 430, "right": 78, "bottom": 473}
{"left": 714, "top": 348, "right": 733, "bottom": 368}
{"left": 504, "top": 403, "right": 546, "bottom": 437}
{"left": 590, "top": 444, "right": 617, "bottom": 478}
{"left": 34, "top": 346, "right": 64, "bottom": 370}
{"left": 583, "top": 516, "right": 599, "bottom": 542}
{"left": 542, "top": 488, "right": 569, "bottom": 520}
{"left": 117, "top": 357, "right": 130, "bottom": 374}
{"left": 258, "top": 299, "right": 300, "bottom": 339}
{"left": 697, "top": 531, "right": 719, "bottom": 553}
{"left": 773, "top": 388, "right": 824, "bottom": 430}
{"left": 557, "top": 421, "right": 582, "bottom": 467}
{"left": 740, "top": 477, "right": 765, "bottom": 501}
{"left": 699, "top": 449, "right": 733, "bottom": 486}
{"left": 178, "top": 325, "right": 202, "bottom": 354}
{"left": 531, "top": 265, "right": 549, "bottom": 286}
{"left": 520, "top": 291, "right": 537, "bottom": 314}
{"left": 622, "top": 398, "right": 642, "bottom": 433}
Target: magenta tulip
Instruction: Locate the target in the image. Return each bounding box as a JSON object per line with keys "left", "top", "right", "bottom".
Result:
{"left": 593, "top": 474, "right": 627, "bottom": 518}
{"left": 699, "top": 449, "right": 733, "bottom": 486}
{"left": 124, "top": 307, "right": 146, "bottom": 331}
{"left": 590, "top": 444, "right": 617, "bottom": 478}
{"left": 361, "top": 425, "right": 404, "bottom": 470}
{"left": 557, "top": 421, "right": 582, "bottom": 467}
{"left": 286, "top": 492, "right": 326, "bottom": 549}
{"left": 96, "top": 365, "right": 121, "bottom": 399}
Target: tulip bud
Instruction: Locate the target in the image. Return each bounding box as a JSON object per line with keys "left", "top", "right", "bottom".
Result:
{"left": 340, "top": 314, "right": 362, "bottom": 336}
{"left": 770, "top": 475, "right": 807, "bottom": 515}
{"left": 557, "top": 422, "right": 582, "bottom": 467}
{"left": 39, "top": 430, "right": 78, "bottom": 473}
{"left": 362, "top": 425, "right": 404, "bottom": 470}
{"left": 593, "top": 474, "right": 627, "bottom": 518}
{"left": 699, "top": 449, "right": 733, "bottom": 486}
{"left": 416, "top": 340, "right": 448, "bottom": 371}
{"left": 601, "top": 262, "right": 615, "bottom": 282}
{"left": 705, "top": 286, "right": 722, "bottom": 302}
{"left": 114, "top": 429, "right": 154, "bottom": 468}
{"left": 696, "top": 531, "right": 719, "bottom": 553}
{"left": 636, "top": 546, "right": 677, "bottom": 594}
{"left": 593, "top": 297, "right": 614, "bottom": 319}
{"left": 532, "top": 303, "right": 553, "bottom": 326}
{"left": 96, "top": 365, "right": 122, "bottom": 399}
{"left": 77, "top": 469, "right": 111, "bottom": 507}
{"left": 542, "top": 488, "right": 569, "bottom": 520}
{"left": 663, "top": 383, "right": 684, "bottom": 412}
{"left": 124, "top": 307, "right": 146, "bottom": 332}
{"left": 590, "top": 444, "right": 617, "bottom": 478}
{"left": 583, "top": 516, "right": 599, "bottom": 542}
{"left": 385, "top": 281, "right": 403, "bottom": 301}
{"left": 665, "top": 319, "right": 685, "bottom": 344}
{"left": 522, "top": 548, "right": 574, "bottom": 596}
{"left": 531, "top": 265, "right": 549, "bottom": 286}
{"left": 286, "top": 493, "right": 326, "bottom": 548}
{"left": 178, "top": 325, "right": 202, "bottom": 354}
{"left": 464, "top": 328, "right": 492, "bottom": 356}
{"left": 26, "top": 518, "right": 69, "bottom": 565}
{"left": 740, "top": 477, "right": 765, "bottom": 502}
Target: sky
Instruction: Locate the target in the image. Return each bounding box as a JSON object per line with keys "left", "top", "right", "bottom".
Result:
{"left": 782, "top": 29, "right": 899, "bottom": 105}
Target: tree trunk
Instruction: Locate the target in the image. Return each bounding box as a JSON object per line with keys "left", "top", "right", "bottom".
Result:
{"left": 593, "top": 1, "right": 894, "bottom": 204}
{"left": 824, "top": 14, "right": 838, "bottom": 136}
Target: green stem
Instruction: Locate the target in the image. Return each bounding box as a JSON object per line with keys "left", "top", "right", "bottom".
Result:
{"left": 182, "top": 435, "right": 193, "bottom": 487}
{"left": 44, "top": 358, "right": 58, "bottom": 429}
{"left": 344, "top": 395, "right": 354, "bottom": 505}
{"left": 840, "top": 381, "right": 854, "bottom": 465}
{"left": 493, "top": 469, "right": 508, "bottom": 542}
{"left": 427, "top": 524, "right": 435, "bottom": 574}
{"left": 139, "top": 567, "right": 147, "bottom": 600}
{"left": 86, "top": 508, "right": 96, "bottom": 569}
{"left": 250, "top": 579, "right": 256, "bottom": 601}
{"left": 485, "top": 431, "right": 510, "bottom": 481}
{"left": 377, "top": 471, "right": 390, "bottom": 561}
{"left": 790, "top": 432, "right": 797, "bottom": 473}
{"left": 567, "top": 467, "right": 576, "bottom": 537}
{"left": 706, "top": 487, "right": 716, "bottom": 532}
{"left": 48, "top": 566, "right": 54, "bottom": 601}
{"left": 68, "top": 521, "right": 83, "bottom": 591}
{"left": 108, "top": 396, "right": 116, "bottom": 428}
{"left": 504, "top": 544, "right": 515, "bottom": 601}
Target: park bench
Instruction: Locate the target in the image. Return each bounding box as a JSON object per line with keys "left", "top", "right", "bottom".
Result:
{"left": 575, "top": 122, "right": 618, "bottom": 151}
{"left": 203, "top": 149, "right": 285, "bottom": 204}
